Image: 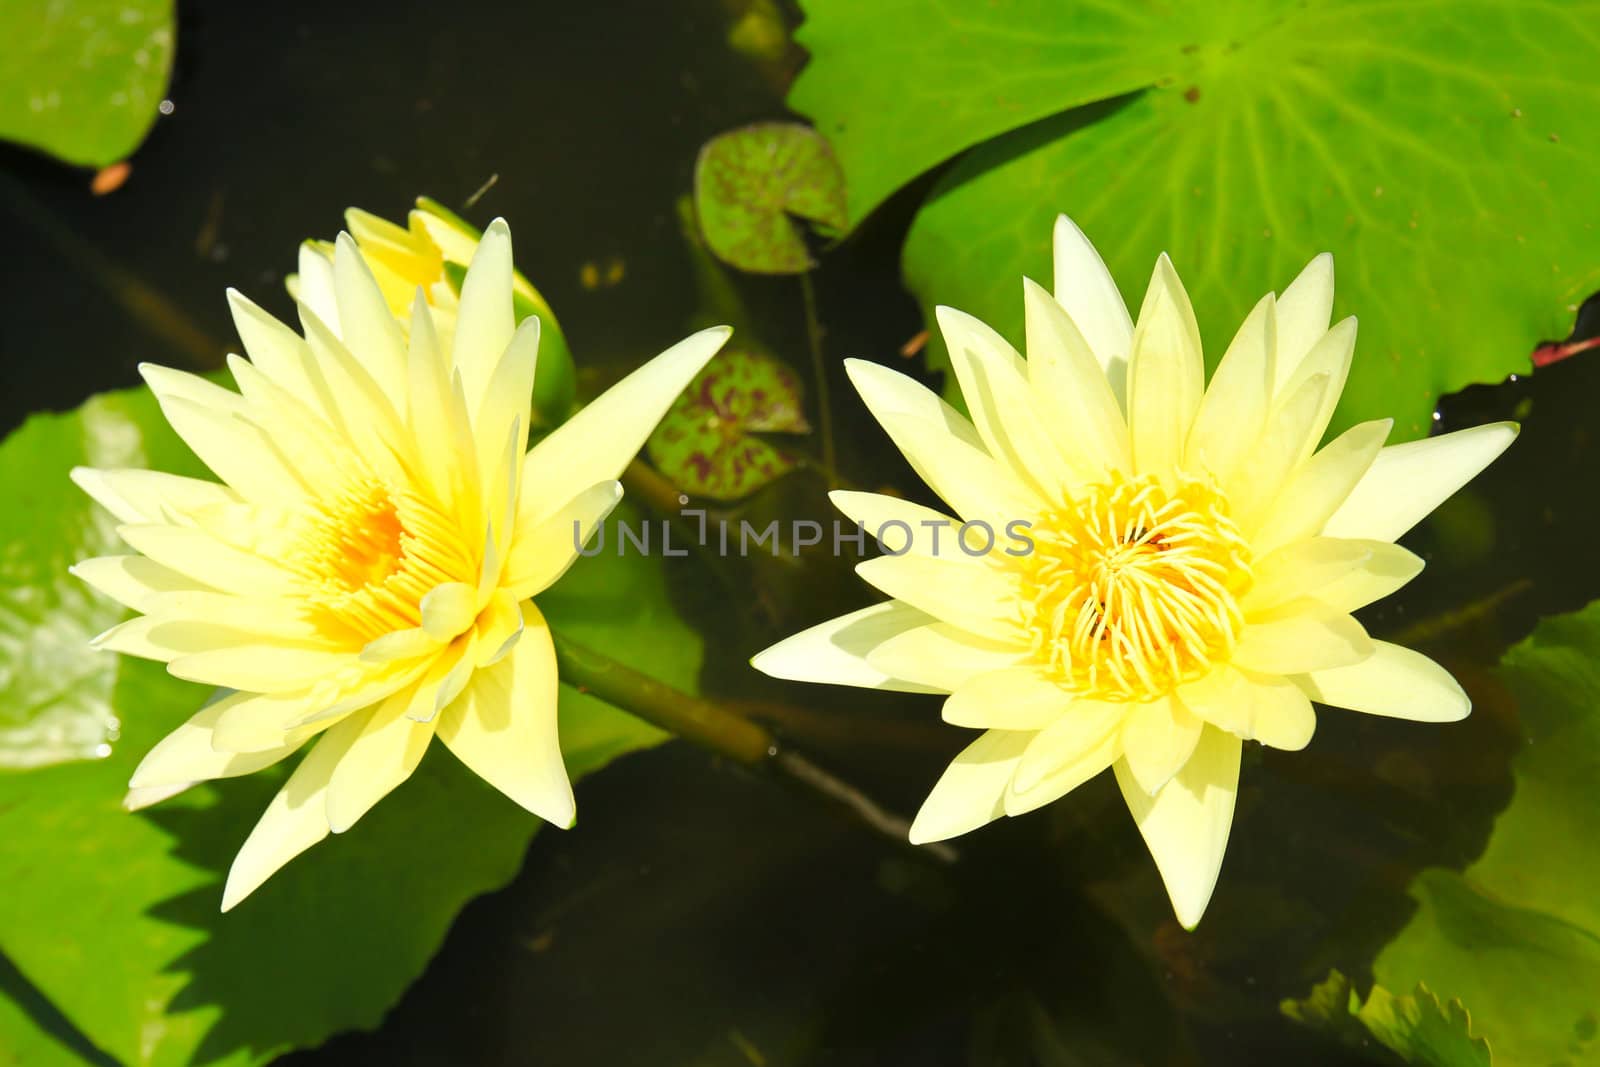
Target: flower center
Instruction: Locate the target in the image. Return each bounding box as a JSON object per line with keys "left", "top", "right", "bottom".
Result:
{"left": 293, "top": 480, "right": 476, "bottom": 645}
{"left": 1018, "top": 473, "right": 1252, "bottom": 701}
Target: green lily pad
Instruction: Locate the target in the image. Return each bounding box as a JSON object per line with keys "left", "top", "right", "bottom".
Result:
{"left": 693, "top": 121, "right": 847, "bottom": 274}
{"left": 0, "top": 0, "right": 176, "bottom": 167}
{"left": 647, "top": 346, "right": 809, "bottom": 501}
{"left": 0, "top": 392, "right": 189, "bottom": 769}
{"left": 789, "top": 0, "right": 1600, "bottom": 440}
{"left": 1283, "top": 970, "right": 1491, "bottom": 1066}
{"left": 0, "top": 384, "right": 698, "bottom": 1066}
{"left": 1366, "top": 601, "right": 1600, "bottom": 1067}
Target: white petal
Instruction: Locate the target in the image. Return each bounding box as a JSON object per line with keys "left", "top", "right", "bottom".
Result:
{"left": 1298, "top": 641, "right": 1469, "bottom": 722}
{"left": 1022, "top": 278, "right": 1131, "bottom": 479}
{"left": 1051, "top": 214, "right": 1133, "bottom": 402}
{"left": 451, "top": 218, "right": 516, "bottom": 409}
{"left": 1115, "top": 724, "right": 1241, "bottom": 929}
{"left": 1119, "top": 695, "right": 1203, "bottom": 794}
{"left": 1126, "top": 254, "right": 1204, "bottom": 478}
{"left": 221, "top": 710, "right": 367, "bottom": 911}
{"left": 1243, "top": 537, "right": 1375, "bottom": 614}
{"left": 1312, "top": 543, "right": 1425, "bottom": 613}
{"left": 332, "top": 232, "right": 409, "bottom": 412}
{"left": 1322, "top": 423, "right": 1519, "bottom": 542}
{"left": 936, "top": 305, "right": 1072, "bottom": 499}
{"left": 519, "top": 327, "right": 730, "bottom": 525}
{"left": 295, "top": 241, "right": 341, "bottom": 335}
{"left": 436, "top": 604, "right": 574, "bottom": 825}
{"left": 855, "top": 554, "right": 1021, "bottom": 643}
{"left": 129, "top": 694, "right": 306, "bottom": 790}
{"left": 71, "top": 466, "right": 239, "bottom": 525}
{"left": 1250, "top": 418, "right": 1391, "bottom": 556}
{"left": 751, "top": 601, "right": 944, "bottom": 694}
{"left": 1003, "top": 726, "right": 1120, "bottom": 816}
{"left": 1187, "top": 293, "right": 1275, "bottom": 485}
{"left": 419, "top": 581, "right": 477, "bottom": 641}
{"left": 865, "top": 620, "right": 1028, "bottom": 694}
{"left": 501, "top": 480, "right": 622, "bottom": 600}
{"left": 942, "top": 666, "right": 1073, "bottom": 731}
{"left": 1273, "top": 253, "right": 1334, "bottom": 390}
{"left": 828, "top": 490, "right": 961, "bottom": 556}
{"left": 324, "top": 687, "right": 436, "bottom": 833}
{"left": 1012, "top": 696, "right": 1125, "bottom": 790}
{"left": 909, "top": 729, "right": 1031, "bottom": 844}
{"left": 1231, "top": 600, "right": 1373, "bottom": 675}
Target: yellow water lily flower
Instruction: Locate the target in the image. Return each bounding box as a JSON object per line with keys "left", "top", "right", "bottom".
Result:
{"left": 295, "top": 197, "right": 576, "bottom": 423}
{"left": 753, "top": 215, "right": 1516, "bottom": 928}
{"left": 71, "top": 218, "right": 730, "bottom": 910}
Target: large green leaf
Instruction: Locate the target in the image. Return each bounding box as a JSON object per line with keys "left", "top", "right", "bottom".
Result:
{"left": 1369, "top": 601, "right": 1600, "bottom": 1066}
{"left": 0, "top": 0, "right": 176, "bottom": 167}
{"left": 0, "top": 386, "right": 695, "bottom": 1066}
{"left": 790, "top": 0, "right": 1600, "bottom": 440}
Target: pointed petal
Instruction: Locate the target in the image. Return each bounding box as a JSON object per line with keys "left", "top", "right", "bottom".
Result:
{"left": 1243, "top": 537, "right": 1374, "bottom": 614}
{"left": 1312, "top": 543, "right": 1425, "bottom": 612}
{"left": 294, "top": 241, "right": 341, "bottom": 334}
{"left": 1022, "top": 278, "right": 1131, "bottom": 478}
{"left": 452, "top": 218, "right": 516, "bottom": 407}
{"left": 1231, "top": 601, "right": 1373, "bottom": 675}
{"left": 1322, "top": 423, "right": 1519, "bottom": 542}
{"left": 1003, "top": 726, "right": 1120, "bottom": 816}
{"left": 872, "top": 410, "right": 1043, "bottom": 525}
{"left": 1250, "top": 418, "right": 1391, "bottom": 555}
{"left": 943, "top": 666, "right": 1073, "bottom": 731}
{"left": 436, "top": 604, "right": 573, "bottom": 825}
{"left": 1115, "top": 724, "right": 1241, "bottom": 929}
{"left": 751, "top": 601, "right": 944, "bottom": 694}
{"left": 474, "top": 315, "right": 540, "bottom": 484}
{"left": 842, "top": 357, "right": 985, "bottom": 451}
{"left": 1298, "top": 641, "right": 1469, "bottom": 722}
{"left": 937, "top": 305, "right": 1072, "bottom": 499}
{"left": 1012, "top": 696, "right": 1125, "bottom": 790}
{"left": 855, "top": 554, "right": 1021, "bottom": 642}
{"left": 828, "top": 489, "right": 961, "bottom": 556}
{"left": 1119, "top": 695, "right": 1203, "bottom": 794}
{"left": 71, "top": 555, "right": 206, "bottom": 610}
{"left": 1273, "top": 253, "right": 1334, "bottom": 390}
{"left": 114, "top": 523, "right": 290, "bottom": 595}
{"left": 325, "top": 687, "right": 436, "bottom": 833}
{"left": 865, "top": 620, "right": 1028, "bottom": 694}
{"left": 129, "top": 694, "right": 307, "bottom": 789}
{"left": 1127, "top": 254, "right": 1204, "bottom": 478}
{"left": 1186, "top": 293, "right": 1275, "bottom": 483}
{"left": 221, "top": 712, "right": 366, "bottom": 911}
{"left": 419, "top": 581, "right": 477, "bottom": 641}
{"left": 501, "top": 480, "right": 622, "bottom": 600}
{"left": 332, "top": 233, "right": 409, "bottom": 412}
{"left": 1051, "top": 214, "right": 1133, "bottom": 401}
{"left": 908, "top": 729, "right": 1031, "bottom": 844}
{"left": 71, "top": 466, "right": 239, "bottom": 525}
{"left": 1275, "top": 317, "right": 1357, "bottom": 463}
{"left": 519, "top": 327, "right": 730, "bottom": 525}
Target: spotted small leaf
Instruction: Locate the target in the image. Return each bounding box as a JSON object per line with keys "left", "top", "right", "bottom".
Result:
{"left": 693, "top": 122, "right": 847, "bottom": 274}
{"left": 647, "top": 347, "right": 809, "bottom": 501}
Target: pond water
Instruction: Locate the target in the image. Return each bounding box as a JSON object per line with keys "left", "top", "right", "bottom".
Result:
{"left": 4, "top": 1, "right": 1597, "bottom": 1064}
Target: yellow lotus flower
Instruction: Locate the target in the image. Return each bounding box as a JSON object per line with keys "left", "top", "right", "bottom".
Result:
{"left": 753, "top": 215, "right": 1516, "bottom": 928}
{"left": 295, "top": 197, "right": 576, "bottom": 424}
{"left": 71, "top": 218, "right": 730, "bottom": 910}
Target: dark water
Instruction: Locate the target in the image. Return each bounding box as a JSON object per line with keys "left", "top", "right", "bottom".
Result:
{"left": 4, "top": 1, "right": 1598, "bottom": 1064}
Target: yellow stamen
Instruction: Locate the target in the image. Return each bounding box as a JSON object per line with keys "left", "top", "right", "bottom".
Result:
{"left": 1019, "top": 473, "right": 1251, "bottom": 701}
{"left": 292, "top": 479, "right": 476, "bottom": 645}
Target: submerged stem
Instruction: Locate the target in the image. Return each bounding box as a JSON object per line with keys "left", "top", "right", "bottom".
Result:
{"left": 798, "top": 270, "right": 837, "bottom": 489}
{"left": 549, "top": 628, "right": 953, "bottom": 861}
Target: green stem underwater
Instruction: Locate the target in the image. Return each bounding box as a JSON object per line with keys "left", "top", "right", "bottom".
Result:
{"left": 549, "top": 628, "right": 954, "bottom": 862}
{"left": 799, "top": 270, "right": 838, "bottom": 489}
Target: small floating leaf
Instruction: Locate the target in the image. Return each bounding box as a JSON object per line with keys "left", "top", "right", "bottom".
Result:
{"left": 647, "top": 347, "right": 809, "bottom": 501}
{"left": 1283, "top": 971, "right": 1490, "bottom": 1067}
{"left": 0, "top": 0, "right": 176, "bottom": 167}
{"left": 694, "top": 121, "right": 846, "bottom": 274}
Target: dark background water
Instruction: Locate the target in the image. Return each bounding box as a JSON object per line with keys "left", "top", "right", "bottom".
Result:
{"left": 4, "top": 1, "right": 1598, "bottom": 1064}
